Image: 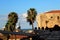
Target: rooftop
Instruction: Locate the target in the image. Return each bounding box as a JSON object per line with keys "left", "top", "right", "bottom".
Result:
{"left": 45, "top": 10, "right": 60, "bottom": 13}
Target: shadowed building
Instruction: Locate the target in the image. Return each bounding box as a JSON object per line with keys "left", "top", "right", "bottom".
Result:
{"left": 36, "top": 10, "right": 60, "bottom": 29}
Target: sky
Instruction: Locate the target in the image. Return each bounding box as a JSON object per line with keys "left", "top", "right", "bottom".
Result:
{"left": 0, "top": 0, "right": 60, "bottom": 29}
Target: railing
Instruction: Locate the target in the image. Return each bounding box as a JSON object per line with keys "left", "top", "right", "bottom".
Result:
{"left": 0, "top": 30, "right": 35, "bottom": 36}
{"left": 0, "top": 30, "right": 60, "bottom": 40}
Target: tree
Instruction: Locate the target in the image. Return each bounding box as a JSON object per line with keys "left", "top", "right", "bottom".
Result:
{"left": 27, "top": 8, "right": 37, "bottom": 30}
{"left": 5, "top": 12, "right": 18, "bottom": 32}
{"left": 4, "top": 12, "right": 18, "bottom": 40}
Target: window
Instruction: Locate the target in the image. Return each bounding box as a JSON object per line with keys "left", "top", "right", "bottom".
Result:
{"left": 57, "top": 16, "right": 59, "bottom": 20}
{"left": 51, "top": 16, "right": 53, "bottom": 18}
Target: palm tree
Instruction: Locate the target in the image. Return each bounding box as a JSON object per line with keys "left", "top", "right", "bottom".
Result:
{"left": 27, "top": 8, "right": 37, "bottom": 30}
{"left": 4, "top": 12, "right": 18, "bottom": 40}
{"left": 5, "top": 12, "right": 18, "bottom": 32}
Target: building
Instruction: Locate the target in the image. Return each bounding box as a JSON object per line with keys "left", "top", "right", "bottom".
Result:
{"left": 36, "top": 10, "right": 60, "bottom": 29}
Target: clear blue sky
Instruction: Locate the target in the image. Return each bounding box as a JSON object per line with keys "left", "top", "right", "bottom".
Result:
{"left": 0, "top": 0, "right": 60, "bottom": 29}
{"left": 0, "top": 0, "right": 60, "bottom": 15}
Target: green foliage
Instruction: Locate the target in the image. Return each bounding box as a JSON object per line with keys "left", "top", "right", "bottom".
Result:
{"left": 5, "top": 12, "right": 18, "bottom": 32}
{"left": 27, "top": 8, "right": 37, "bottom": 30}
{"left": 27, "top": 8, "right": 37, "bottom": 25}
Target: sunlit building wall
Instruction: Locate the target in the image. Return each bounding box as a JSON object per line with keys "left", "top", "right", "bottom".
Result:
{"left": 36, "top": 10, "right": 60, "bottom": 29}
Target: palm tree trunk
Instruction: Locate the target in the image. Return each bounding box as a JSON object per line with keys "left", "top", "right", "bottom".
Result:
{"left": 32, "top": 21, "right": 34, "bottom": 30}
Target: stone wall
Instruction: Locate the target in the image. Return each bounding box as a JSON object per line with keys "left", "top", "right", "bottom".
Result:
{"left": 36, "top": 10, "right": 60, "bottom": 29}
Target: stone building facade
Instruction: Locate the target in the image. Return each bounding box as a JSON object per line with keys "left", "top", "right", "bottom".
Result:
{"left": 36, "top": 10, "right": 60, "bottom": 29}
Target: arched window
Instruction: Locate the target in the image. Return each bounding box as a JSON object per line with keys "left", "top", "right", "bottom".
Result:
{"left": 57, "top": 16, "right": 59, "bottom": 20}
{"left": 51, "top": 16, "right": 53, "bottom": 18}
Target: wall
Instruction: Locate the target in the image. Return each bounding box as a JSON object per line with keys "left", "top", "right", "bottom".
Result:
{"left": 36, "top": 12, "right": 60, "bottom": 29}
